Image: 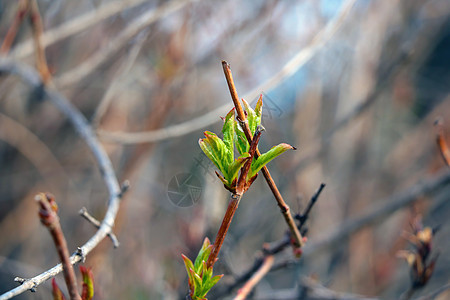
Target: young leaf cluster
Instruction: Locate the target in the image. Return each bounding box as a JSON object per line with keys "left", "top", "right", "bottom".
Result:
{"left": 182, "top": 238, "right": 223, "bottom": 300}
{"left": 199, "top": 96, "right": 294, "bottom": 194}
{"left": 52, "top": 266, "right": 94, "bottom": 300}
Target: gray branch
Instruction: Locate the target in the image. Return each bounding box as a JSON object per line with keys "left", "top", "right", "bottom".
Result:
{"left": 0, "top": 58, "right": 122, "bottom": 300}
{"left": 303, "top": 168, "right": 450, "bottom": 256}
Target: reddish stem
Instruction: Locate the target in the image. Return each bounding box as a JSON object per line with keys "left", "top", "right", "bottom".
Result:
{"left": 36, "top": 193, "right": 81, "bottom": 300}
{"left": 207, "top": 127, "right": 263, "bottom": 269}
{"left": 0, "top": 0, "right": 29, "bottom": 54}
{"left": 28, "top": 0, "right": 52, "bottom": 84}
{"left": 206, "top": 194, "right": 241, "bottom": 269}
{"left": 221, "top": 61, "right": 304, "bottom": 249}
{"left": 435, "top": 118, "right": 450, "bottom": 167}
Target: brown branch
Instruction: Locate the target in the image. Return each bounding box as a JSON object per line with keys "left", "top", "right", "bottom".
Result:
{"left": 206, "top": 194, "right": 241, "bottom": 269}
{"left": 234, "top": 255, "right": 274, "bottom": 300}
{"left": 206, "top": 128, "right": 263, "bottom": 269}
{"left": 216, "top": 169, "right": 450, "bottom": 299}
{"left": 0, "top": 0, "right": 29, "bottom": 54}
{"left": 28, "top": 0, "right": 51, "bottom": 84}
{"left": 434, "top": 117, "right": 450, "bottom": 167}
{"left": 214, "top": 183, "right": 325, "bottom": 298}
{"left": 96, "top": 0, "right": 358, "bottom": 145}
{"left": 0, "top": 58, "right": 122, "bottom": 300}
{"left": 297, "top": 183, "right": 326, "bottom": 230}
{"left": 35, "top": 193, "right": 81, "bottom": 300}
{"left": 222, "top": 60, "right": 304, "bottom": 250}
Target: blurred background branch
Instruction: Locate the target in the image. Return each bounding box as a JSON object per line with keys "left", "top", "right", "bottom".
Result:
{"left": 0, "top": 0, "right": 450, "bottom": 299}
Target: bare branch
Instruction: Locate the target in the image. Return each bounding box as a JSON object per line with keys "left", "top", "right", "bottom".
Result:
{"left": 233, "top": 255, "right": 274, "bottom": 300}
{"left": 0, "top": 58, "right": 122, "bottom": 300}
{"left": 9, "top": 0, "right": 149, "bottom": 59}
{"left": 55, "top": 0, "right": 200, "bottom": 87}
{"left": 302, "top": 169, "right": 450, "bottom": 257}
{"left": 214, "top": 183, "right": 326, "bottom": 298}
{"left": 96, "top": 0, "right": 358, "bottom": 144}
{"left": 28, "top": 0, "right": 51, "bottom": 84}
{"left": 79, "top": 207, "right": 119, "bottom": 248}
{"left": 0, "top": 0, "right": 29, "bottom": 54}
{"left": 222, "top": 60, "right": 304, "bottom": 250}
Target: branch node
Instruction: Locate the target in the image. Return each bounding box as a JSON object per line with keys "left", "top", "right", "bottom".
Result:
{"left": 14, "top": 278, "right": 37, "bottom": 292}
{"left": 118, "top": 179, "right": 130, "bottom": 198}
{"left": 79, "top": 207, "right": 120, "bottom": 248}
{"left": 13, "top": 277, "right": 26, "bottom": 284}
{"left": 76, "top": 247, "right": 86, "bottom": 263}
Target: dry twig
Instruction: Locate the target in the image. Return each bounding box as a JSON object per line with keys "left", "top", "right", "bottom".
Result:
{"left": 214, "top": 183, "right": 325, "bottom": 298}
{"left": 0, "top": 0, "right": 29, "bottom": 54}
{"left": 28, "top": 0, "right": 51, "bottom": 84}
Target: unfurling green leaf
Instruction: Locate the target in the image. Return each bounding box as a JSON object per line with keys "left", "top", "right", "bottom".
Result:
{"left": 222, "top": 109, "right": 235, "bottom": 165}
{"left": 235, "top": 98, "right": 263, "bottom": 155}
{"left": 182, "top": 254, "right": 195, "bottom": 285}
{"left": 199, "top": 131, "right": 230, "bottom": 177}
{"left": 248, "top": 143, "right": 295, "bottom": 179}
{"left": 52, "top": 278, "right": 66, "bottom": 300}
{"left": 199, "top": 96, "right": 294, "bottom": 194}
{"left": 228, "top": 153, "right": 250, "bottom": 184}
{"left": 80, "top": 266, "right": 94, "bottom": 300}
{"left": 235, "top": 121, "right": 249, "bottom": 155}
{"left": 194, "top": 238, "right": 212, "bottom": 274}
{"left": 182, "top": 237, "right": 223, "bottom": 300}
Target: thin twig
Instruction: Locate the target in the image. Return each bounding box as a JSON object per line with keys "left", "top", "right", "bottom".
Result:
{"left": 234, "top": 255, "right": 274, "bottom": 300}
{"left": 0, "top": 0, "right": 29, "bottom": 54}
{"left": 434, "top": 117, "right": 450, "bottom": 167}
{"left": 222, "top": 60, "right": 304, "bottom": 250}
{"left": 79, "top": 207, "right": 119, "bottom": 248}
{"left": 55, "top": 0, "right": 200, "bottom": 87}
{"left": 9, "top": 0, "right": 148, "bottom": 59}
{"left": 214, "top": 182, "right": 326, "bottom": 298}
{"left": 36, "top": 193, "right": 81, "bottom": 300}
{"left": 297, "top": 183, "right": 326, "bottom": 229}
{"left": 96, "top": 0, "right": 358, "bottom": 144}
{"left": 28, "top": 0, "right": 51, "bottom": 84}
{"left": 0, "top": 58, "right": 121, "bottom": 300}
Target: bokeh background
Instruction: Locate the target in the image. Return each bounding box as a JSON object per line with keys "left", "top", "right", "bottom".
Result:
{"left": 0, "top": 0, "right": 450, "bottom": 299}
